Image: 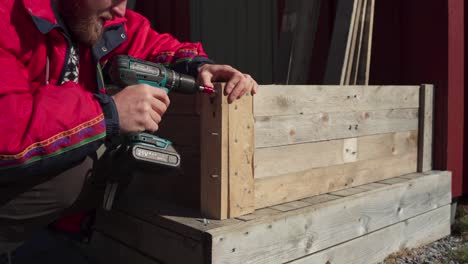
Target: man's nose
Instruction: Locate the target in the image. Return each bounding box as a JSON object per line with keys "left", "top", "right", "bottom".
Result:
{"left": 112, "top": 1, "right": 127, "bottom": 17}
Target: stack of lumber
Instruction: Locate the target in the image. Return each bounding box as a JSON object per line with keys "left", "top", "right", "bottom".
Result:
{"left": 276, "top": 0, "right": 376, "bottom": 85}
{"left": 324, "top": 0, "right": 375, "bottom": 85}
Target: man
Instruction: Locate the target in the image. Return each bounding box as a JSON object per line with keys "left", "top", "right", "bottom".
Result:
{"left": 0, "top": 0, "right": 258, "bottom": 254}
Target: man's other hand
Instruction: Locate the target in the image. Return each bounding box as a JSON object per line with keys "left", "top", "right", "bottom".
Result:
{"left": 112, "top": 84, "right": 170, "bottom": 134}
{"left": 197, "top": 64, "right": 258, "bottom": 103}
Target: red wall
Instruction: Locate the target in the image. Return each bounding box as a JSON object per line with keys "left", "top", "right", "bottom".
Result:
{"left": 372, "top": 0, "right": 465, "bottom": 197}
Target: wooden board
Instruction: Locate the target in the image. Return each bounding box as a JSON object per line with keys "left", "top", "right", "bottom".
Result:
{"left": 114, "top": 194, "right": 244, "bottom": 242}
{"left": 255, "top": 131, "right": 418, "bottom": 179}
{"left": 330, "top": 187, "right": 368, "bottom": 197}
{"left": 255, "top": 151, "right": 418, "bottom": 208}
{"left": 301, "top": 194, "right": 341, "bottom": 205}
{"left": 356, "top": 0, "right": 375, "bottom": 85}
{"left": 418, "top": 84, "right": 434, "bottom": 172}
{"left": 344, "top": 0, "right": 364, "bottom": 85}
{"left": 166, "top": 93, "right": 200, "bottom": 115}
{"left": 200, "top": 84, "right": 255, "bottom": 219}
{"left": 208, "top": 171, "right": 451, "bottom": 264}
{"left": 235, "top": 208, "right": 282, "bottom": 222}
{"left": 200, "top": 84, "right": 230, "bottom": 219}
{"left": 290, "top": 205, "right": 450, "bottom": 264}
{"left": 324, "top": 0, "right": 359, "bottom": 85}
{"left": 94, "top": 210, "right": 205, "bottom": 264}
{"left": 228, "top": 93, "right": 255, "bottom": 217}
{"left": 254, "top": 85, "right": 420, "bottom": 117}
{"left": 157, "top": 115, "right": 200, "bottom": 147}
{"left": 90, "top": 232, "right": 160, "bottom": 264}
{"left": 349, "top": 0, "right": 368, "bottom": 85}
{"left": 270, "top": 200, "right": 312, "bottom": 212}
{"left": 255, "top": 108, "right": 419, "bottom": 148}
{"left": 130, "top": 147, "right": 200, "bottom": 208}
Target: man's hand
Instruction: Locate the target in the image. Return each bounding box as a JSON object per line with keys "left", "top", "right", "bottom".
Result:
{"left": 197, "top": 64, "right": 258, "bottom": 103}
{"left": 112, "top": 84, "right": 170, "bottom": 134}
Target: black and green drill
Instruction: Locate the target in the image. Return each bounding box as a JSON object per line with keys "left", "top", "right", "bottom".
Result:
{"left": 102, "top": 55, "right": 214, "bottom": 210}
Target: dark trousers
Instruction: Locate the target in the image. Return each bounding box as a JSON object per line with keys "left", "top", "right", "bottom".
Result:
{"left": 0, "top": 157, "right": 103, "bottom": 248}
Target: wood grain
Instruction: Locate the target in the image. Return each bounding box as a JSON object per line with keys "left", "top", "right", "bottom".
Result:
{"left": 290, "top": 205, "right": 450, "bottom": 264}
{"left": 255, "top": 108, "right": 419, "bottom": 148}
{"left": 228, "top": 94, "right": 255, "bottom": 217}
{"left": 418, "top": 84, "right": 434, "bottom": 172}
{"left": 208, "top": 171, "right": 451, "bottom": 264}
{"left": 254, "top": 85, "right": 420, "bottom": 117}
{"left": 255, "top": 151, "right": 418, "bottom": 208}
{"left": 255, "top": 131, "right": 418, "bottom": 179}
{"left": 200, "top": 84, "right": 229, "bottom": 219}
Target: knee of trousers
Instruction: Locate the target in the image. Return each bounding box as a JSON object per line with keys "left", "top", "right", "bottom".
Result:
{"left": 46, "top": 157, "right": 94, "bottom": 210}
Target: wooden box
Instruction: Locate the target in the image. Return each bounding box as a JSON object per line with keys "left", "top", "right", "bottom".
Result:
{"left": 151, "top": 84, "right": 433, "bottom": 220}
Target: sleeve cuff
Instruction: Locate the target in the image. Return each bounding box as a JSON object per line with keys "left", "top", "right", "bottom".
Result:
{"left": 172, "top": 56, "right": 215, "bottom": 77}
{"left": 94, "top": 93, "right": 121, "bottom": 149}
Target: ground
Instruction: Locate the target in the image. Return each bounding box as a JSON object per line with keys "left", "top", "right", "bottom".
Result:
{"left": 382, "top": 198, "right": 468, "bottom": 264}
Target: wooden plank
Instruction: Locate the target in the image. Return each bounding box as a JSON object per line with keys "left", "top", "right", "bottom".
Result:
{"left": 157, "top": 115, "right": 200, "bottom": 147}
{"left": 208, "top": 171, "right": 451, "bottom": 264}
{"left": 270, "top": 201, "right": 312, "bottom": 212}
{"left": 130, "top": 146, "right": 200, "bottom": 208}
{"left": 418, "top": 84, "right": 434, "bottom": 172}
{"left": 356, "top": 182, "right": 388, "bottom": 191}
{"left": 290, "top": 205, "right": 451, "bottom": 264}
{"left": 399, "top": 172, "right": 427, "bottom": 180}
{"left": 114, "top": 194, "right": 243, "bottom": 241}
{"left": 349, "top": 0, "right": 368, "bottom": 85}
{"left": 200, "top": 84, "right": 229, "bottom": 219}
{"left": 95, "top": 210, "right": 204, "bottom": 264}
{"left": 255, "top": 131, "right": 418, "bottom": 179}
{"left": 356, "top": 0, "right": 375, "bottom": 85}
{"left": 344, "top": 0, "right": 364, "bottom": 85}
{"left": 90, "top": 232, "right": 160, "bottom": 264}
{"left": 255, "top": 108, "right": 419, "bottom": 148}
{"left": 255, "top": 151, "right": 418, "bottom": 209}
{"left": 166, "top": 93, "right": 200, "bottom": 115}
{"left": 228, "top": 93, "right": 255, "bottom": 217}
{"left": 330, "top": 187, "right": 368, "bottom": 197}
{"left": 301, "top": 194, "right": 341, "bottom": 205}
{"left": 378, "top": 177, "right": 410, "bottom": 185}
{"left": 235, "top": 208, "right": 281, "bottom": 222}
{"left": 324, "top": 0, "right": 359, "bottom": 85}
{"left": 274, "top": 0, "right": 322, "bottom": 84}
{"left": 254, "top": 85, "right": 420, "bottom": 117}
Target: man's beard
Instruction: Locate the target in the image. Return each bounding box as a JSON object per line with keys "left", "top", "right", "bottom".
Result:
{"left": 57, "top": 1, "right": 113, "bottom": 46}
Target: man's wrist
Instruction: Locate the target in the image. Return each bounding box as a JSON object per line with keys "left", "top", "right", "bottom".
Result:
{"left": 187, "top": 56, "right": 214, "bottom": 77}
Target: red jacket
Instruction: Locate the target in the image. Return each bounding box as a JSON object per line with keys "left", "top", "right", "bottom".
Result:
{"left": 0, "top": 0, "right": 211, "bottom": 180}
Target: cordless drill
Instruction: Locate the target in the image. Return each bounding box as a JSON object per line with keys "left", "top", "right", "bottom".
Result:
{"left": 102, "top": 55, "right": 214, "bottom": 210}
{"left": 105, "top": 55, "right": 214, "bottom": 168}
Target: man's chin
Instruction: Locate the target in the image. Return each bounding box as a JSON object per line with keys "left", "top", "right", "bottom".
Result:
{"left": 72, "top": 24, "right": 103, "bottom": 46}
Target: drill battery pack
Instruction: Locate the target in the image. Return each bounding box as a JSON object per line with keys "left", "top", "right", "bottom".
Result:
{"left": 127, "top": 133, "right": 181, "bottom": 168}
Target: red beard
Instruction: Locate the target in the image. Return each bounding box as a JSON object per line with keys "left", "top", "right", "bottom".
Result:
{"left": 57, "top": 0, "right": 113, "bottom": 46}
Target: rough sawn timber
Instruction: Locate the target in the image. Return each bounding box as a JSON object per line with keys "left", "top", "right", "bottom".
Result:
{"left": 92, "top": 171, "right": 451, "bottom": 264}
{"left": 208, "top": 171, "right": 451, "bottom": 264}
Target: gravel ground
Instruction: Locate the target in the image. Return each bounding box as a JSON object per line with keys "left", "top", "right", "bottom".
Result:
{"left": 380, "top": 235, "right": 468, "bottom": 264}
